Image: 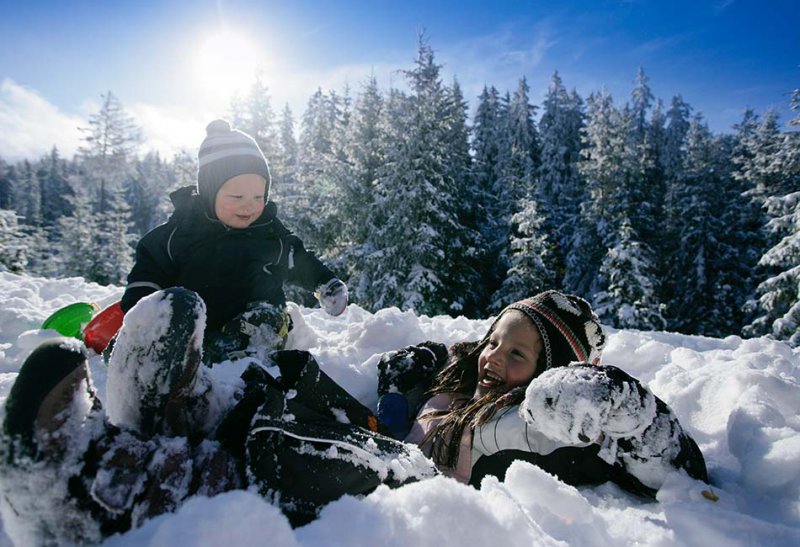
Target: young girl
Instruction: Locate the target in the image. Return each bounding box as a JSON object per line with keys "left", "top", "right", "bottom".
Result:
{"left": 377, "top": 290, "right": 709, "bottom": 496}
{"left": 121, "top": 119, "right": 348, "bottom": 362}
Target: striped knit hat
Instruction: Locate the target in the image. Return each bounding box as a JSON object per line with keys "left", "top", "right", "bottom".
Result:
{"left": 197, "top": 119, "right": 271, "bottom": 218}
{"left": 502, "top": 290, "right": 605, "bottom": 372}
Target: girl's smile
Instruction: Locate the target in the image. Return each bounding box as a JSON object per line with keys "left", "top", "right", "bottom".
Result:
{"left": 476, "top": 310, "right": 542, "bottom": 396}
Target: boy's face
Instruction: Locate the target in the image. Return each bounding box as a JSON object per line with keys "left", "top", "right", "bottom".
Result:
{"left": 475, "top": 310, "right": 541, "bottom": 397}
{"left": 214, "top": 173, "right": 267, "bottom": 228}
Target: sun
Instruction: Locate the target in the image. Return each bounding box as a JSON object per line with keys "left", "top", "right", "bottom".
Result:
{"left": 194, "top": 28, "right": 260, "bottom": 100}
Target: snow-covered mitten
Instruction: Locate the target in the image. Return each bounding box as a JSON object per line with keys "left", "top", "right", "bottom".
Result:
{"left": 377, "top": 341, "right": 449, "bottom": 396}
{"left": 207, "top": 302, "right": 291, "bottom": 363}
{"left": 315, "top": 278, "right": 348, "bottom": 316}
{"left": 521, "top": 364, "right": 657, "bottom": 447}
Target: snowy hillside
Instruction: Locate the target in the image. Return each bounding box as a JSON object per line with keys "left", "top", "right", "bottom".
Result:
{"left": 0, "top": 271, "right": 798, "bottom": 546}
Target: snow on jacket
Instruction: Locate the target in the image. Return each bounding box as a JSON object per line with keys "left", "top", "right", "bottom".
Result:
{"left": 121, "top": 186, "right": 335, "bottom": 332}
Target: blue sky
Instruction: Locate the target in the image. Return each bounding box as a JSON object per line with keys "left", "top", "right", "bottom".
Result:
{"left": 0, "top": 0, "right": 797, "bottom": 160}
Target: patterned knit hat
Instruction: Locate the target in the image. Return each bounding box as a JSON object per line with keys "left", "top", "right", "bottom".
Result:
{"left": 197, "top": 119, "right": 271, "bottom": 217}
{"left": 502, "top": 290, "right": 605, "bottom": 372}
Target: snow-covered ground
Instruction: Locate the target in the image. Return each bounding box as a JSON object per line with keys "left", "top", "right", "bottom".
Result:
{"left": 0, "top": 271, "right": 798, "bottom": 546}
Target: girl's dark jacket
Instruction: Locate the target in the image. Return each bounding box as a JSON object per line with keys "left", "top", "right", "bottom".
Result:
{"left": 121, "top": 186, "right": 335, "bottom": 332}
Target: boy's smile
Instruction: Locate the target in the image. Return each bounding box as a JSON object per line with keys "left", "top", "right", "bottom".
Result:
{"left": 214, "top": 173, "right": 267, "bottom": 228}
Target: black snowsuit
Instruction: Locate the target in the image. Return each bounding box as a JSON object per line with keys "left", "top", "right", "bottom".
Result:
{"left": 121, "top": 186, "right": 335, "bottom": 333}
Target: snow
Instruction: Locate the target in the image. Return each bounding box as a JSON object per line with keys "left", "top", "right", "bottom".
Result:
{"left": 0, "top": 271, "right": 799, "bottom": 546}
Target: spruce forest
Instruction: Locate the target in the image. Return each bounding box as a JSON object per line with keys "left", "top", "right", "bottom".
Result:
{"left": 1, "top": 40, "right": 798, "bottom": 346}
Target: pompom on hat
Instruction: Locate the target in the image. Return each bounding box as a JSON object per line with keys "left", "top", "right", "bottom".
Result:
{"left": 197, "top": 119, "right": 271, "bottom": 218}
{"left": 501, "top": 290, "right": 606, "bottom": 372}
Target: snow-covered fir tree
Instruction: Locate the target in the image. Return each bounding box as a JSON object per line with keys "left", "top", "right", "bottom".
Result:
{"left": 537, "top": 71, "right": 585, "bottom": 286}
{"left": 625, "top": 68, "right": 664, "bottom": 245}
{"left": 125, "top": 152, "right": 171, "bottom": 236}
{"left": 743, "top": 101, "right": 800, "bottom": 346}
{"left": 57, "top": 191, "right": 97, "bottom": 279}
{"left": 665, "top": 115, "right": 748, "bottom": 335}
{"left": 471, "top": 85, "right": 508, "bottom": 299}
{"left": 0, "top": 209, "right": 27, "bottom": 273}
{"left": 491, "top": 195, "right": 557, "bottom": 310}
{"left": 229, "top": 77, "right": 280, "bottom": 164}
{"left": 358, "top": 37, "right": 477, "bottom": 315}
{"left": 743, "top": 190, "right": 800, "bottom": 346}
{"left": 439, "top": 78, "right": 484, "bottom": 314}
{"left": 92, "top": 197, "right": 136, "bottom": 285}
{"left": 78, "top": 92, "right": 141, "bottom": 213}
{"left": 593, "top": 218, "right": 666, "bottom": 330}
{"left": 293, "top": 87, "right": 351, "bottom": 255}
{"left": 338, "top": 76, "right": 386, "bottom": 300}
{"left": 568, "top": 90, "right": 626, "bottom": 296}
{"left": 271, "top": 104, "right": 299, "bottom": 203}
{"left": 38, "top": 147, "right": 74, "bottom": 229}
{"left": 16, "top": 160, "right": 42, "bottom": 227}
{"left": 0, "top": 158, "right": 11, "bottom": 209}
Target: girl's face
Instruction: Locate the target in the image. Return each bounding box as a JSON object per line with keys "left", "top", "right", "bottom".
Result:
{"left": 214, "top": 173, "right": 267, "bottom": 228}
{"left": 476, "top": 310, "right": 542, "bottom": 397}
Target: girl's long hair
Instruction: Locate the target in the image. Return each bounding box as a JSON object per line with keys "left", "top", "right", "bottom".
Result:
{"left": 423, "top": 335, "right": 536, "bottom": 470}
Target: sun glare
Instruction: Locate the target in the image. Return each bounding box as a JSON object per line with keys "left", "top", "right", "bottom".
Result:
{"left": 194, "top": 28, "right": 260, "bottom": 100}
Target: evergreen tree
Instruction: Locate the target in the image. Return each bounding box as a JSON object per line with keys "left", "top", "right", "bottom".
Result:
{"left": 125, "top": 152, "right": 170, "bottom": 235}
{"left": 661, "top": 96, "right": 692, "bottom": 182}
{"left": 57, "top": 191, "right": 97, "bottom": 279}
{"left": 743, "top": 100, "right": 800, "bottom": 346}
{"left": 441, "top": 78, "right": 483, "bottom": 314}
{"left": 78, "top": 92, "right": 141, "bottom": 213}
{"left": 593, "top": 218, "right": 666, "bottom": 330}
{"left": 361, "top": 37, "right": 477, "bottom": 315}
{"left": 665, "top": 115, "right": 745, "bottom": 334}
{"left": 736, "top": 110, "right": 788, "bottom": 204}
{"left": 491, "top": 78, "right": 541, "bottom": 300}
{"left": 38, "top": 147, "right": 74, "bottom": 228}
{"left": 271, "top": 104, "right": 299, "bottom": 203}
{"left": 0, "top": 158, "right": 12, "bottom": 209}
{"left": 744, "top": 188, "right": 800, "bottom": 346}
{"left": 92, "top": 196, "right": 136, "bottom": 285}
{"left": 229, "top": 76, "right": 280, "bottom": 163}
{"left": 17, "top": 160, "right": 42, "bottom": 226}
{"left": 502, "top": 77, "right": 540, "bottom": 203}
{"left": 537, "top": 71, "right": 585, "bottom": 285}
{"left": 340, "top": 76, "right": 384, "bottom": 257}
{"left": 625, "top": 68, "right": 663, "bottom": 245}
{"left": 568, "top": 90, "right": 625, "bottom": 295}
{"left": 491, "top": 195, "right": 557, "bottom": 309}
{"left": 0, "top": 209, "right": 27, "bottom": 273}
{"left": 471, "top": 85, "right": 507, "bottom": 300}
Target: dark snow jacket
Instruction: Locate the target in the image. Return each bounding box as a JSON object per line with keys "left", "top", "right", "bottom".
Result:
{"left": 121, "top": 186, "right": 335, "bottom": 332}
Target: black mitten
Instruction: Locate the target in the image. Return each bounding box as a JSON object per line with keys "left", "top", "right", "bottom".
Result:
{"left": 377, "top": 341, "right": 448, "bottom": 395}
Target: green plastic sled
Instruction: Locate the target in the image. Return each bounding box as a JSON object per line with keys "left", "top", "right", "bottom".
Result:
{"left": 41, "top": 302, "right": 99, "bottom": 340}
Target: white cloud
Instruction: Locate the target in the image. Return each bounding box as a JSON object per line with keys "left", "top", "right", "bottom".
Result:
{"left": 127, "top": 102, "right": 213, "bottom": 158}
{"left": 0, "top": 79, "right": 84, "bottom": 161}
